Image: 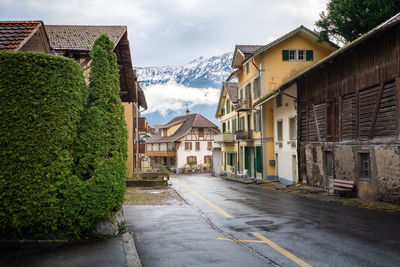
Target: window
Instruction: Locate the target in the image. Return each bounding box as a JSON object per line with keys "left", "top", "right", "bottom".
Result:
{"left": 147, "top": 144, "right": 152, "bottom": 151}
{"left": 153, "top": 143, "right": 159, "bottom": 151}
{"left": 245, "top": 83, "right": 251, "bottom": 99}
{"left": 324, "top": 151, "right": 334, "bottom": 177}
{"left": 246, "top": 62, "right": 249, "bottom": 74}
{"left": 198, "top": 128, "right": 204, "bottom": 137}
{"left": 207, "top": 142, "right": 212, "bottom": 149}
{"left": 221, "top": 108, "right": 225, "bottom": 116}
{"left": 359, "top": 152, "right": 371, "bottom": 180}
{"left": 277, "top": 120, "right": 283, "bottom": 141}
{"left": 253, "top": 110, "right": 261, "bottom": 132}
{"left": 204, "top": 155, "right": 212, "bottom": 165}
{"left": 276, "top": 94, "right": 282, "bottom": 108}
{"left": 185, "top": 142, "right": 192, "bottom": 150}
{"left": 187, "top": 156, "right": 197, "bottom": 165}
{"left": 240, "top": 88, "right": 243, "bottom": 99}
{"left": 253, "top": 78, "right": 260, "bottom": 99}
{"left": 289, "top": 50, "right": 296, "bottom": 60}
{"left": 282, "top": 49, "right": 313, "bottom": 61}
{"left": 226, "top": 99, "right": 230, "bottom": 114}
{"left": 228, "top": 120, "right": 230, "bottom": 131}
{"left": 239, "top": 116, "right": 245, "bottom": 130}
{"left": 222, "top": 122, "right": 226, "bottom": 133}
{"left": 195, "top": 142, "right": 200, "bottom": 151}
{"left": 289, "top": 116, "right": 297, "bottom": 140}
{"left": 298, "top": 50, "right": 305, "bottom": 61}
{"left": 232, "top": 118, "right": 237, "bottom": 133}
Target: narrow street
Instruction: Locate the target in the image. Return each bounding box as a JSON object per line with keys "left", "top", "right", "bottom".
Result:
{"left": 125, "top": 173, "right": 400, "bottom": 267}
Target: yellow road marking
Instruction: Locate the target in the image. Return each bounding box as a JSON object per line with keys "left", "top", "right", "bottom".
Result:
{"left": 252, "top": 232, "right": 312, "bottom": 267}
{"left": 218, "top": 233, "right": 312, "bottom": 267}
{"left": 175, "top": 179, "right": 231, "bottom": 218}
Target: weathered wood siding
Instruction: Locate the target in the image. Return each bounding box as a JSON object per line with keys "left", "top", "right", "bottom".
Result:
{"left": 297, "top": 24, "right": 400, "bottom": 203}
{"left": 298, "top": 25, "right": 400, "bottom": 143}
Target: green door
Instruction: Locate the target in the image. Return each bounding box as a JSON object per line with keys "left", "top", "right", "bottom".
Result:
{"left": 256, "top": 146, "right": 262, "bottom": 173}
{"left": 245, "top": 146, "right": 251, "bottom": 177}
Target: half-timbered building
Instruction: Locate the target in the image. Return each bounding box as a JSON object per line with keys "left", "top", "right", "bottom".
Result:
{"left": 145, "top": 110, "right": 220, "bottom": 172}
{"left": 270, "top": 14, "right": 400, "bottom": 202}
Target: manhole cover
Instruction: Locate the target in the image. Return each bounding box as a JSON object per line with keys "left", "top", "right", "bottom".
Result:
{"left": 245, "top": 220, "right": 273, "bottom": 225}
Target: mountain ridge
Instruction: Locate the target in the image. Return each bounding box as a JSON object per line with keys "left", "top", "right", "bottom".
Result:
{"left": 135, "top": 52, "right": 233, "bottom": 88}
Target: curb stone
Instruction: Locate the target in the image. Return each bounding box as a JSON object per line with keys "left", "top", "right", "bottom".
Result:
{"left": 122, "top": 232, "right": 142, "bottom": 267}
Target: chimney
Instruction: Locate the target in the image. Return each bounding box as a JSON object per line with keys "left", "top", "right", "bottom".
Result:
{"left": 186, "top": 108, "right": 190, "bottom": 114}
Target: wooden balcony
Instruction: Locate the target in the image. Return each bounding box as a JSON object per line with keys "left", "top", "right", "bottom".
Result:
{"left": 133, "top": 143, "right": 145, "bottom": 154}
{"left": 235, "top": 98, "right": 251, "bottom": 111}
{"left": 214, "top": 133, "right": 235, "bottom": 143}
{"left": 236, "top": 130, "right": 253, "bottom": 140}
{"left": 145, "top": 150, "right": 177, "bottom": 157}
{"left": 138, "top": 117, "right": 148, "bottom": 131}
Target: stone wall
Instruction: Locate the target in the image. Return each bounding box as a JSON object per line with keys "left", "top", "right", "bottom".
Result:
{"left": 302, "top": 143, "right": 400, "bottom": 204}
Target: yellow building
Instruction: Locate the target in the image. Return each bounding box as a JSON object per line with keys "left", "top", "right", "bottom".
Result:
{"left": 215, "top": 82, "right": 239, "bottom": 175}
{"left": 227, "top": 26, "right": 337, "bottom": 180}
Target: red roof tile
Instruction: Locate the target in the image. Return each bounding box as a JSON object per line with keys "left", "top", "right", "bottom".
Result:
{"left": 0, "top": 21, "right": 42, "bottom": 51}
{"left": 45, "top": 25, "right": 127, "bottom": 51}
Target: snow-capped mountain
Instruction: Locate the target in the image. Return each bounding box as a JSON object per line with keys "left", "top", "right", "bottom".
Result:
{"left": 136, "top": 52, "right": 233, "bottom": 88}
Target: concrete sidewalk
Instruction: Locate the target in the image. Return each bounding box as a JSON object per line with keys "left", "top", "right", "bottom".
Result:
{"left": 0, "top": 230, "right": 141, "bottom": 267}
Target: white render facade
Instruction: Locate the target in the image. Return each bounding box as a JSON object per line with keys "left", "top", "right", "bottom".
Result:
{"left": 273, "top": 84, "right": 298, "bottom": 184}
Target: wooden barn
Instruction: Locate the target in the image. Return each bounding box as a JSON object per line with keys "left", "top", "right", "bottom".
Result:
{"left": 274, "top": 13, "right": 400, "bottom": 203}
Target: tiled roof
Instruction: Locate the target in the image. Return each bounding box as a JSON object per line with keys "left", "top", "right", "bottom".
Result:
{"left": 236, "top": 45, "right": 263, "bottom": 55}
{"left": 45, "top": 25, "right": 126, "bottom": 51}
{"left": 146, "top": 113, "right": 219, "bottom": 143}
{"left": 0, "top": 21, "right": 42, "bottom": 51}
{"left": 224, "top": 82, "right": 238, "bottom": 103}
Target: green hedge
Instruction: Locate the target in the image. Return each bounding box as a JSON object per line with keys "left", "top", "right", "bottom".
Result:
{"left": 0, "top": 52, "right": 86, "bottom": 239}
{"left": 0, "top": 36, "right": 128, "bottom": 240}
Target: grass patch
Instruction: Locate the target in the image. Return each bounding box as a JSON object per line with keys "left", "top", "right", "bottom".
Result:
{"left": 337, "top": 198, "right": 400, "bottom": 213}
{"left": 124, "top": 188, "right": 171, "bottom": 205}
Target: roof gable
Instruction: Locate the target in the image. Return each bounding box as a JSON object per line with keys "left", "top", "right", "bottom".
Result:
{"left": 0, "top": 21, "right": 46, "bottom": 51}
{"left": 45, "top": 25, "right": 126, "bottom": 51}
{"left": 215, "top": 82, "right": 238, "bottom": 118}
{"left": 231, "top": 45, "right": 263, "bottom": 68}
{"left": 147, "top": 113, "right": 219, "bottom": 143}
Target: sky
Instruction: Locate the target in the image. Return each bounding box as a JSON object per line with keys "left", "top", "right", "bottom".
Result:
{"left": 1, "top": 0, "right": 330, "bottom": 125}
{"left": 0, "top": 0, "right": 329, "bottom": 67}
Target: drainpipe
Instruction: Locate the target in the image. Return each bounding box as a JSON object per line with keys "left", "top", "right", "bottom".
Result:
{"left": 259, "top": 53, "right": 266, "bottom": 180}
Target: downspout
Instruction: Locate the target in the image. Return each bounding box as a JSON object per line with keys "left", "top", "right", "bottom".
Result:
{"left": 259, "top": 53, "right": 266, "bottom": 180}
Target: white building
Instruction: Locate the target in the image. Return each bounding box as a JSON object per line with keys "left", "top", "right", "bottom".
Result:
{"left": 273, "top": 84, "right": 298, "bottom": 184}
{"left": 145, "top": 110, "right": 220, "bottom": 173}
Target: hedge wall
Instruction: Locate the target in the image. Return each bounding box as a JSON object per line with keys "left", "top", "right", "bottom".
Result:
{"left": 0, "top": 52, "right": 86, "bottom": 239}
{"left": 0, "top": 42, "right": 127, "bottom": 240}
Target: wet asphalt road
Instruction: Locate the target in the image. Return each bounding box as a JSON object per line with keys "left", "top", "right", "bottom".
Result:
{"left": 125, "top": 174, "right": 400, "bottom": 267}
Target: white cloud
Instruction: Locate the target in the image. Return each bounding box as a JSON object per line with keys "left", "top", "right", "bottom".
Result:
{"left": 142, "top": 81, "right": 219, "bottom": 116}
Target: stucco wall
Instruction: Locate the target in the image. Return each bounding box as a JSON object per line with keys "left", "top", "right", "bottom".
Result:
{"left": 176, "top": 139, "right": 214, "bottom": 172}
{"left": 273, "top": 85, "right": 298, "bottom": 184}
{"left": 123, "top": 102, "right": 134, "bottom": 177}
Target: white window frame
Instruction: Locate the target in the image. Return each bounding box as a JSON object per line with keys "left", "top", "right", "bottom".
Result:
{"left": 288, "top": 49, "right": 306, "bottom": 62}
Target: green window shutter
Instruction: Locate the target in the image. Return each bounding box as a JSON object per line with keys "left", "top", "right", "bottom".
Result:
{"left": 228, "top": 121, "right": 230, "bottom": 131}
{"left": 306, "top": 50, "right": 313, "bottom": 61}
{"left": 258, "top": 111, "right": 261, "bottom": 131}
{"left": 222, "top": 122, "right": 226, "bottom": 133}
{"left": 253, "top": 112, "right": 256, "bottom": 131}
{"left": 232, "top": 118, "right": 236, "bottom": 133}
{"left": 282, "top": 50, "right": 289, "bottom": 61}
{"left": 256, "top": 146, "right": 262, "bottom": 173}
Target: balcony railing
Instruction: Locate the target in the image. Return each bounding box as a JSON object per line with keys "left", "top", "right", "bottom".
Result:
{"left": 235, "top": 98, "right": 251, "bottom": 111}
{"left": 236, "top": 130, "right": 253, "bottom": 140}
{"left": 214, "top": 133, "right": 235, "bottom": 143}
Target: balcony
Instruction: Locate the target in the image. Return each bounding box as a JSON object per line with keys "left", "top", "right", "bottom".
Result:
{"left": 133, "top": 143, "right": 145, "bottom": 154}
{"left": 138, "top": 117, "right": 148, "bottom": 131}
{"left": 236, "top": 130, "right": 253, "bottom": 140}
{"left": 214, "top": 133, "right": 235, "bottom": 143}
{"left": 235, "top": 98, "right": 251, "bottom": 111}
{"left": 145, "top": 150, "right": 177, "bottom": 157}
